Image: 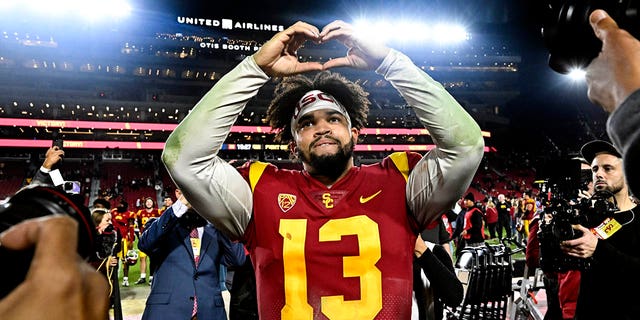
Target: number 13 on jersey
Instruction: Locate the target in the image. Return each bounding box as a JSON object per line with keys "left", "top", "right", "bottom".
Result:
{"left": 279, "top": 215, "right": 382, "bottom": 320}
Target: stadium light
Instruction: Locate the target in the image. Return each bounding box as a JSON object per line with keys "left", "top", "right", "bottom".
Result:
{"left": 78, "top": 0, "right": 132, "bottom": 21}
{"left": 353, "top": 19, "right": 469, "bottom": 45}
{"left": 1, "top": 0, "right": 131, "bottom": 21}
{"left": 0, "top": 2, "right": 17, "bottom": 10}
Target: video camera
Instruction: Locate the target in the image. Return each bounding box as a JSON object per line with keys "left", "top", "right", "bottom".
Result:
{"left": 535, "top": 159, "right": 618, "bottom": 272}
{"left": 541, "top": 0, "right": 640, "bottom": 74}
{"left": 0, "top": 184, "right": 109, "bottom": 298}
{"left": 538, "top": 190, "right": 617, "bottom": 272}
{"left": 94, "top": 219, "right": 121, "bottom": 260}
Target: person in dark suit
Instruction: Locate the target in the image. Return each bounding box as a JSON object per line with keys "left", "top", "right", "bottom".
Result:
{"left": 30, "top": 145, "right": 64, "bottom": 186}
{"left": 139, "top": 190, "right": 246, "bottom": 320}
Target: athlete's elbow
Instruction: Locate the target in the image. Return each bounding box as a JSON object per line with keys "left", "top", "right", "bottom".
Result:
{"left": 166, "top": 165, "right": 192, "bottom": 189}
{"left": 470, "top": 137, "right": 485, "bottom": 161}
{"left": 161, "top": 138, "right": 179, "bottom": 169}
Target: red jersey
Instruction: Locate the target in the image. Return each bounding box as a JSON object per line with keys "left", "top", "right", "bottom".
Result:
{"left": 137, "top": 208, "right": 162, "bottom": 233}
{"left": 485, "top": 206, "right": 499, "bottom": 224}
{"left": 239, "top": 152, "right": 421, "bottom": 320}
{"left": 441, "top": 213, "right": 453, "bottom": 237}
{"left": 111, "top": 209, "right": 136, "bottom": 242}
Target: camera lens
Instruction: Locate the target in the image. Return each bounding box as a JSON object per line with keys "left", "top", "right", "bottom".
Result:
{"left": 542, "top": 0, "right": 640, "bottom": 74}
{"left": 0, "top": 184, "right": 96, "bottom": 298}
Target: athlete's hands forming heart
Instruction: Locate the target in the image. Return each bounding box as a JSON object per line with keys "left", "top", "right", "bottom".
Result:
{"left": 254, "top": 20, "right": 390, "bottom": 77}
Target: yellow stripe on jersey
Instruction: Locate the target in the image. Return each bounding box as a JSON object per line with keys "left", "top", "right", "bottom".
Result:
{"left": 389, "top": 152, "right": 410, "bottom": 182}
{"left": 249, "top": 161, "right": 269, "bottom": 192}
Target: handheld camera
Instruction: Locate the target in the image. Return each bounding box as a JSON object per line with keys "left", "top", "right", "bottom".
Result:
{"left": 52, "top": 138, "right": 64, "bottom": 149}
{"left": 541, "top": 0, "right": 640, "bottom": 74}
{"left": 0, "top": 184, "right": 97, "bottom": 298}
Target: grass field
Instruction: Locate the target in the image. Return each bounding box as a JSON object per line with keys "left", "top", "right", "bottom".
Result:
{"left": 116, "top": 238, "right": 146, "bottom": 286}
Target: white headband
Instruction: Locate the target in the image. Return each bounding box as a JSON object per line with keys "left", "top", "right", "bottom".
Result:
{"left": 290, "top": 90, "right": 351, "bottom": 137}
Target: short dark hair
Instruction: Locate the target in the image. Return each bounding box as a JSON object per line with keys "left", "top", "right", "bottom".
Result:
{"left": 93, "top": 198, "right": 111, "bottom": 210}
{"left": 266, "top": 71, "right": 370, "bottom": 143}
{"left": 118, "top": 199, "right": 128, "bottom": 211}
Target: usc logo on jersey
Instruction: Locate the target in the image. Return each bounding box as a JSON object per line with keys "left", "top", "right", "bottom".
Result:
{"left": 322, "top": 193, "right": 334, "bottom": 209}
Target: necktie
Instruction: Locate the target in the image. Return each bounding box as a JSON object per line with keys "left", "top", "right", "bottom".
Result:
{"left": 190, "top": 228, "right": 200, "bottom": 318}
{"left": 190, "top": 228, "right": 200, "bottom": 266}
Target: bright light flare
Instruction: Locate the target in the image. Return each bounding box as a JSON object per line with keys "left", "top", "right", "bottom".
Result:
{"left": 1, "top": 0, "right": 131, "bottom": 20}
{"left": 80, "top": 1, "right": 131, "bottom": 21}
{"left": 79, "top": 0, "right": 132, "bottom": 20}
{"left": 567, "top": 68, "right": 586, "bottom": 81}
{"left": 432, "top": 24, "right": 469, "bottom": 43}
{"left": 354, "top": 18, "right": 469, "bottom": 45}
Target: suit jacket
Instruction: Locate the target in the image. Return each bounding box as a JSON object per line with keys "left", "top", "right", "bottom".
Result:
{"left": 139, "top": 206, "right": 246, "bottom": 320}
{"left": 31, "top": 168, "right": 53, "bottom": 185}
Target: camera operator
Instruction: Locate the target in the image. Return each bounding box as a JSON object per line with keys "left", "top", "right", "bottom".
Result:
{"left": 91, "top": 209, "right": 120, "bottom": 275}
{"left": 559, "top": 140, "right": 640, "bottom": 319}
{"left": 0, "top": 215, "right": 110, "bottom": 319}
{"left": 585, "top": 9, "right": 640, "bottom": 198}
{"left": 92, "top": 208, "right": 119, "bottom": 258}
{"left": 90, "top": 208, "right": 123, "bottom": 320}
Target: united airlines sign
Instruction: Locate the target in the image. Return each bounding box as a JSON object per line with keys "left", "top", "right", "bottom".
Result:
{"left": 177, "top": 16, "right": 285, "bottom": 32}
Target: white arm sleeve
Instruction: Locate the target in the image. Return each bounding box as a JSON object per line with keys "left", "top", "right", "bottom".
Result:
{"left": 162, "top": 56, "right": 269, "bottom": 239}
{"left": 376, "top": 50, "right": 485, "bottom": 227}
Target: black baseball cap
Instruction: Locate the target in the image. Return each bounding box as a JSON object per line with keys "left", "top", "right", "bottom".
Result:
{"left": 580, "top": 140, "right": 622, "bottom": 164}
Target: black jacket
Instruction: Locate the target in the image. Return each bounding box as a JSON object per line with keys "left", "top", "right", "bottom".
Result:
{"left": 607, "top": 88, "right": 640, "bottom": 197}
{"left": 413, "top": 244, "right": 463, "bottom": 320}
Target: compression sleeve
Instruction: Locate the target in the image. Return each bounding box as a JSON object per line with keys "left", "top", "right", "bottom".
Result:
{"left": 376, "top": 49, "right": 484, "bottom": 228}
{"left": 162, "top": 56, "right": 269, "bottom": 240}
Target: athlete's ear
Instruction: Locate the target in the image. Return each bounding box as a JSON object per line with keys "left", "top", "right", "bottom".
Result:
{"left": 351, "top": 127, "right": 359, "bottom": 143}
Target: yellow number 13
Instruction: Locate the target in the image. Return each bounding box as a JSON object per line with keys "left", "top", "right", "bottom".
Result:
{"left": 279, "top": 215, "right": 382, "bottom": 320}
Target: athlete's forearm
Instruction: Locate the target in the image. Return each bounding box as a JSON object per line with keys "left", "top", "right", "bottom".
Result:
{"left": 375, "top": 49, "right": 483, "bottom": 151}
{"left": 163, "top": 56, "right": 269, "bottom": 167}
{"left": 162, "top": 56, "right": 268, "bottom": 239}
{"left": 376, "top": 50, "right": 484, "bottom": 227}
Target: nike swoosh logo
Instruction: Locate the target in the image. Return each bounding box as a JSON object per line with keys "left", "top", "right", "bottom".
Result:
{"left": 360, "top": 190, "right": 382, "bottom": 204}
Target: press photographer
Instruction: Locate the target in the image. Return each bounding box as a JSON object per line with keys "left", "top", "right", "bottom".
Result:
{"left": 558, "top": 140, "right": 640, "bottom": 320}
{"left": 0, "top": 143, "right": 116, "bottom": 297}
{"left": 30, "top": 140, "right": 84, "bottom": 200}
{"left": 91, "top": 207, "right": 125, "bottom": 320}
{"left": 0, "top": 142, "right": 103, "bottom": 298}
{"left": 536, "top": 160, "right": 617, "bottom": 273}
{"left": 0, "top": 183, "right": 101, "bottom": 297}
{"left": 0, "top": 144, "right": 113, "bottom": 319}
{"left": 0, "top": 215, "right": 109, "bottom": 320}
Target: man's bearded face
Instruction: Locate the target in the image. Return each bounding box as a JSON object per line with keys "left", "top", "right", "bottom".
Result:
{"left": 297, "top": 135, "right": 355, "bottom": 181}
